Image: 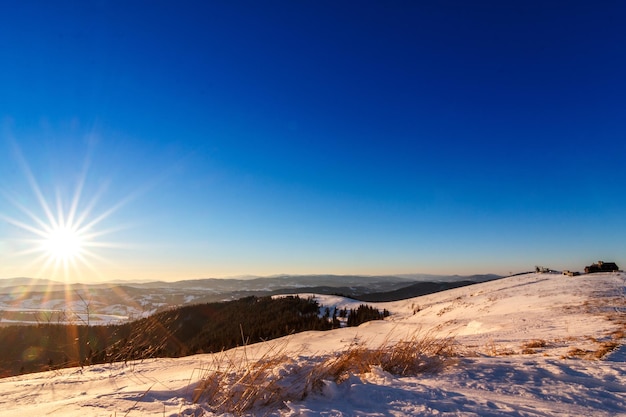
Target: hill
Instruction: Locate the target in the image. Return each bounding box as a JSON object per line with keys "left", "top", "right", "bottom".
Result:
{"left": 0, "top": 272, "right": 623, "bottom": 416}
{"left": 353, "top": 279, "right": 480, "bottom": 301}
{"left": 0, "top": 294, "right": 393, "bottom": 377}
{"left": 0, "top": 273, "right": 498, "bottom": 326}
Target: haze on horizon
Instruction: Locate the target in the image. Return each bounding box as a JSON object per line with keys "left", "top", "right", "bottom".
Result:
{"left": 1, "top": 1, "right": 625, "bottom": 283}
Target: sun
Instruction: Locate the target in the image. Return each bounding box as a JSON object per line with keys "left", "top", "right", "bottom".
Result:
{"left": 42, "top": 224, "right": 85, "bottom": 262}
{"left": 0, "top": 142, "right": 132, "bottom": 282}
{"left": 1, "top": 181, "right": 118, "bottom": 281}
{"left": 0, "top": 191, "right": 103, "bottom": 280}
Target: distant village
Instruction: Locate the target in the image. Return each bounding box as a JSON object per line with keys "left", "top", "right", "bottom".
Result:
{"left": 536, "top": 260, "right": 621, "bottom": 277}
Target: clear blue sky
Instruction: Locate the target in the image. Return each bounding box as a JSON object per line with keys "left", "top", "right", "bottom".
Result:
{"left": 1, "top": 1, "right": 624, "bottom": 282}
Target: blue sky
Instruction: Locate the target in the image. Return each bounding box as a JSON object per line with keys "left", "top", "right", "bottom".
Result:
{"left": 1, "top": 1, "right": 625, "bottom": 282}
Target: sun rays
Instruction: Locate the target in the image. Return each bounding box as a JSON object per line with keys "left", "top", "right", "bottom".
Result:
{"left": 0, "top": 142, "right": 127, "bottom": 282}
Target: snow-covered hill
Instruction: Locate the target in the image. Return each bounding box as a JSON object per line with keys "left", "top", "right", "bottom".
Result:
{"left": 0, "top": 272, "right": 624, "bottom": 416}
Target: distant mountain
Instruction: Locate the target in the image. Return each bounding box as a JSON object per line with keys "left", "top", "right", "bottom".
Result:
{"left": 0, "top": 273, "right": 501, "bottom": 290}
{"left": 147, "top": 274, "right": 415, "bottom": 289}
{"left": 0, "top": 277, "right": 62, "bottom": 288}
{"left": 128, "top": 273, "right": 501, "bottom": 291}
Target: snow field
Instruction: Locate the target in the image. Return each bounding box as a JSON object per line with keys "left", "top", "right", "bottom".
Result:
{"left": 0, "top": 272, "right": 624, "bottom": 416}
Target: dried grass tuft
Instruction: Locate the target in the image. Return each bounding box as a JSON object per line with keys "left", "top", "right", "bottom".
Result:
{"left": 192, "top": 339, "right": 301, "bottom": 414}
{"left": 192, "top": 330, "right": 457, "bottom": 415}
{"left": 523, "top": 339, "right": 548, "bottom": 349}
{"left": 566, "top": 347, "right": 591, "bottom": 358}
{"left": 483, "top": 339, "right": 515, "bottom": 356}
{"left": 592, "top": 341, "right": 619, "bottom": 359}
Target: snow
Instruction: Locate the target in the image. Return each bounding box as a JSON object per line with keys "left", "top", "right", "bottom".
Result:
{"left": 0, "top": 272, "right": 624, "bottom": 416}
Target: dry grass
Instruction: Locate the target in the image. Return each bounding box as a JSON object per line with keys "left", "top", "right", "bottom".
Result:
{"left": 523, "top": 339, "right": 548, "bottom": 349}
{"left": 192, "top": 330, "right": 456, "bottom": 415}
{"left": 592, "top": 341, "right": 619, "bottom": 359}
{"left": 562, "top": 315, "right": 625, "bottom": 360}
{"left": 520, "top": 339, "right": 549, "bottom": 354}
{"left": 191, "top": 340, "right": 298, "bottom": 413}
{"left": 563, "top": 340, "right": 620, "bottom": 360}
{"left": 565, "top": 347, "right": 592, "bottom": 358}
{"left": 310, "top": 330, "right": 456, "bottom": 386}
{"left": 483, "top": 339, "right": 515, "bottom": 356}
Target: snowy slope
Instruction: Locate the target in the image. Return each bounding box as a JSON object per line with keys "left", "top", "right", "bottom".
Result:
{"left": 0, "top": 272, "right": 624, "bottom": 416}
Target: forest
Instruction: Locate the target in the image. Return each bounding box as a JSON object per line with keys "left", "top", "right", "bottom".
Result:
{"left": 0, "top": 295, "right": 388, "bottom": 377}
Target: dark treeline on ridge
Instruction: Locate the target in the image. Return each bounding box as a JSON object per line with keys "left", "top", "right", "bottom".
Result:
{"left": 0, "top": 296, "right": 387, "bottom": 378}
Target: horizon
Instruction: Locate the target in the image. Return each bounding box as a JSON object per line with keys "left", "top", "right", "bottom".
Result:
{"left": 0, "top": 264, "right": 610, "bottom": 285}
{"left": 1, "top": 2, "right": 625, "bottom": 283}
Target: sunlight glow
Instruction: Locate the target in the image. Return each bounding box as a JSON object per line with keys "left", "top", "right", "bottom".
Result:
{"left": 1, "top": 141, "right": 131, "bottom": 282}
{"left": 42, "top": 225, "right": 85, "bottom": 262}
